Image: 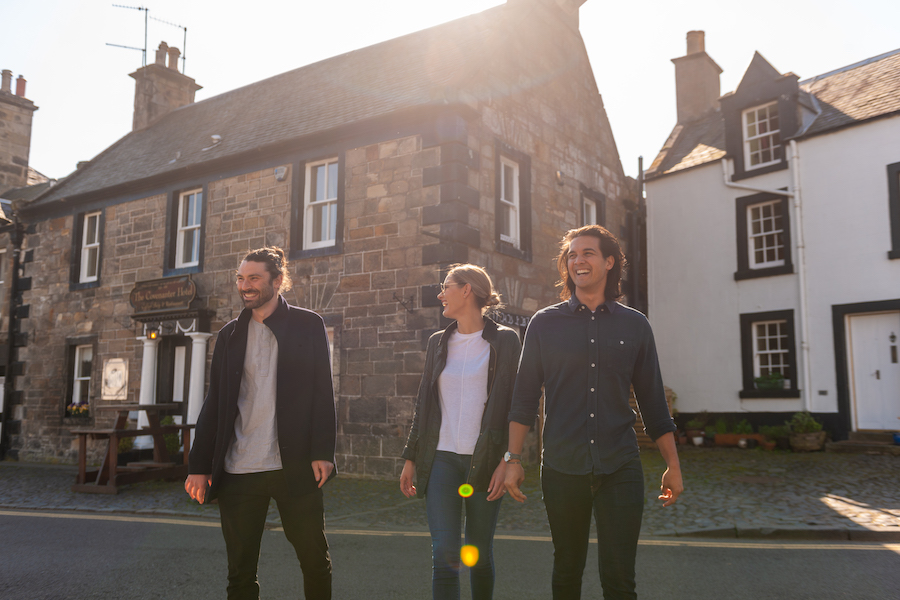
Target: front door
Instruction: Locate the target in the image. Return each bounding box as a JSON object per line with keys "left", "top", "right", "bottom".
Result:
{"left": 156, "top": 335, "right": 191, "bottom": 420}
{"left": 848, "top": 311, "right": 900, "bottom": 430}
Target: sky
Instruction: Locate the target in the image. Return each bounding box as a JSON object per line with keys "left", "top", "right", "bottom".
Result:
{"left": 2, "top": 0, "right": 899, "bottom": 182}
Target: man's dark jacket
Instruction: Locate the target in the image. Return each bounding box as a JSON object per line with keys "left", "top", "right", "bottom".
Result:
{"left": 401, "top": 317, "right": 521, "bottom": 499}
{"left": 189, "top": 295, "right": 337, "bottom": 502}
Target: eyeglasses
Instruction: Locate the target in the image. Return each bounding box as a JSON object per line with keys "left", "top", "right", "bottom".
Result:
{"left": 440, "top": 282, "right": 465, "bottom": 292}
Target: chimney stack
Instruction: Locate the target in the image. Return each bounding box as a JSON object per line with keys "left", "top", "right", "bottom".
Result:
{"left": 130, "top": 42, "right": 201, "bottom": 131}
{"left": 671, "top": 30, "right": 722, "bottom": 124}
{"left": 0, "top": 68, "right": 38, "bottom": 193}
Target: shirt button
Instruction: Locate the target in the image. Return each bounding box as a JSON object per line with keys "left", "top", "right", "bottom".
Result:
{"left": 591, "top": 363, "right": 595, "bottom": 367}
{"left": 590, "top": 439, "right": 595, "bottom": 444}
{"left": 591, "top": 316, "right": 595, "bottom": 321}
{"left": 590, "top": 413, "right": 595, "bottom": 418}
{"left": 591, "top": 388, "right": 595, "bottom": 392}
{"left": 590, "top": 339, "right": 595, "bottom": 343}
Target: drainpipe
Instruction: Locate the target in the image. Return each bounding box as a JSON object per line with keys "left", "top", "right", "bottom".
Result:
{"left": 721, "top": 148, "right": 811, "bottom": 411}
{"left": 788, "top": 140, "right": 812, "bottom": 412}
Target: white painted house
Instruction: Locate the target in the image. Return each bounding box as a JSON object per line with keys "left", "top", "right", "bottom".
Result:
{"left": 644, "top": 32, "right": 900, "bottom": 438}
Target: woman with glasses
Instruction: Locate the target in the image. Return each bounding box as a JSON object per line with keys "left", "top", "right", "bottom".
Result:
{"left": 400, "top": 264, "right": 522, "bottom": 600}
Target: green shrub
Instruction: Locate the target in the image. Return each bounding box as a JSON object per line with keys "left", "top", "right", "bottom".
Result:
{"left": 160, "top": 416, "right": 181, "bottom": 457}
{"left": 714, "top": 418, "right": 729, "bottom": 434}
{"left": 734, "top": 419, "right": 754, "bottom": 434}
{"left": 787, "top": 411, "right": 823, "bottom": 434}
{"left": 759, "top": 424, "right": 791, "bottom": 440}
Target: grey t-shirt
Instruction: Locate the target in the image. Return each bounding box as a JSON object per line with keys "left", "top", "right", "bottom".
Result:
{"left": 225, "top": 318, "right": 283, "bottom": 474}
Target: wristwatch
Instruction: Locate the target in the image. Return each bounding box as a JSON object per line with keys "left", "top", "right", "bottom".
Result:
{"left": 503, "top": 451, "right": 522, "bottom": 463}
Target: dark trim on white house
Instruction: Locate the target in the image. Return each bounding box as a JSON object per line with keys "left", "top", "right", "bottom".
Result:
{"left": 734, "top": 191, "right": 793, "bottom": 280}
{"left": 738, "top": 309, "right": 801, "bottom": 399}
{"left": 831, "top": 298, "right": 900, "bottom": 438}
{"left": 887, "top": 161, "right": 900, "bottom": 259}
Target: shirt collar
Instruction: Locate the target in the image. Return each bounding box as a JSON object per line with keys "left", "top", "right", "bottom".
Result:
{"left": 565, "top": 294, "right": 618, "bottom": 315}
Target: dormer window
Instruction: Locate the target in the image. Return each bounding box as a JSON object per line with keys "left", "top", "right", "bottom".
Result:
{"left": 743, "top": 102, "right": 782, "bottom": 170}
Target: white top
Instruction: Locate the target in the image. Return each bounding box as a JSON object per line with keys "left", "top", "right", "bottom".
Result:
{"left": 225, "top": 318, "right": 283, "bottom": 473}
{"left": 436, "top": 329, "right": 491, "bottom": 455}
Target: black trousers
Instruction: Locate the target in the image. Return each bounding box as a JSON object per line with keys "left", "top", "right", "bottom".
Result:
{"left": 541, "top": 459, "right": 644, "bottom": 600}
{"left": 218, "top": 470, "right": 332, "bottom": 600}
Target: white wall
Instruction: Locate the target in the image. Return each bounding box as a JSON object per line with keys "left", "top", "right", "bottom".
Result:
{"left": 646, "top": 115, "right": 900, "bottom": 416}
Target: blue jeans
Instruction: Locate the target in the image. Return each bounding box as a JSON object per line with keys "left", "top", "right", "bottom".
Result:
{"left": 425, "top": 450, "right": 503, "bottom": 600}
{"left": 541, "top": 458, "right": 644, "bottom": 600}
{"left": 218, "top": 470, "right": 332, "bottom": 600}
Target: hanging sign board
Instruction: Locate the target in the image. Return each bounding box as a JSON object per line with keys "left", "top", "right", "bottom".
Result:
{"left": 130, "top": 275, "right": 196, "bottom": 314}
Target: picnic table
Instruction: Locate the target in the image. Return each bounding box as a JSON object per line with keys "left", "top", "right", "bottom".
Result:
{"left": 70, "top": 402, "right": 193, "bottom": 494}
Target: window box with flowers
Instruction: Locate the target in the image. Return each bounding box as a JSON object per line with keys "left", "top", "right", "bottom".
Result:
{"left": 64, "top": 403, "right": 92, "bottom": 423}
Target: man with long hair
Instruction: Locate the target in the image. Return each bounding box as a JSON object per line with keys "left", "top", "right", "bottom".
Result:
{"left": 185, "top": 247, "right": 336, "bottom": 599}
{"left": 505, "top": 225, "right": 682, "bottom": 599}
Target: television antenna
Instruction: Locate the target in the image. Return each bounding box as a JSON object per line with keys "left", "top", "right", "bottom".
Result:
{"left": 106, "top": 4, "right": 189, "bottom": 73}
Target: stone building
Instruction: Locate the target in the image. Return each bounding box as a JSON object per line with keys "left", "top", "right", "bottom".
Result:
{"left": 6, "top": 0, "right": 636, "bottom": 475}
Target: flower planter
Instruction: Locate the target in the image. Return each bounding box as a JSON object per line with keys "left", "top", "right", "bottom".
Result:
{"left": 789, "top": 431, "right": 826, "bottom": 452}
{"left": 715, "top": 433, "right": 767, "bottom": 447}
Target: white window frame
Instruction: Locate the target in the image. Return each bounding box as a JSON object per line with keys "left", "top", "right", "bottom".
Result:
{"left": 751, "top": 320, "right": 790, "bottom": 385}
{"left": 304, "top": 158, "right": 339, "bottom": 250}
{"left": 72, "top": 345, "right": 93, "bottom": 406}
{"left": 742, "top": 102, "right": 782, "bottom": 170}
{"left": 747, "top": 200, "right": 785, "bottom": 269}
{"left": 583, "top": 198, "right": 597, "bottom": 226}
{"left": 80, "top": 211, "right": 101, "bottom": 283}
{"left": 499, "top": 156, "right": 520, "bottom": 248}
{"left": 175, "top": 189, "right": 203, "bottom": 268}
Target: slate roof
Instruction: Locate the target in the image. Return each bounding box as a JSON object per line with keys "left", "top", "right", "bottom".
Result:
{"left": 30, "top": 4, "right": 520, "bottom": 208}
{"left": 646, "top": 47, "right": 900, "bottom": 180}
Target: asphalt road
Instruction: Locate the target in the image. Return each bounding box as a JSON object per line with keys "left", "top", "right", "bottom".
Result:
{"left": 2, "top": 509, "right": 899, "bottom": 599}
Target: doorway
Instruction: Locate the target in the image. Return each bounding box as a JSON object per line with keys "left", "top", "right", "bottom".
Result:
{"left": 847, "top": 311, "right": 900, "bottom": 431}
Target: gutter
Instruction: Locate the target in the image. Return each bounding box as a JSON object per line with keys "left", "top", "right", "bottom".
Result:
{"left": 721, "top": 144, "right": 812, "bottom": 411}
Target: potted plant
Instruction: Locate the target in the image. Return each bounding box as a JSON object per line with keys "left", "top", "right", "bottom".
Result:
{"left": 787, "top": 411, "right": 826, "bottom": 451}
{"left": 65, "top": 403, "right": 91, "bottom": 419}
{"left": 684, "top": 418, "right": 706, "bottom": 446}
{"left": 754, "top": 372, "right": 786, "bottom": 390}
{"left": 760, "top": 424, "right": 791, "bottom": 450}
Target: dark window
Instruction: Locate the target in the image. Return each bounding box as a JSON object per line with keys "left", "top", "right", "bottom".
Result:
{"left": 292, "top": 156, "right": 345, "bottom": 259}
{"left": 164, "top": 185, "right": 207, "bottom": 276}
{"left": 887, "top": 161, "right": 900, "bottom": 259}
{"left": 734, "top": 191, "right": 793, "bottom": 280}
{"left": 494, "top": 140, "right": 532, "bottom": 262}
{"left": 70, "top": 210, "right": 103, "bottom": 290}
{"left": 580, "top": 185, "right": 606, "bottom": 226}
{"left": 739, "top": 310, "right": 800, "bottom": 398}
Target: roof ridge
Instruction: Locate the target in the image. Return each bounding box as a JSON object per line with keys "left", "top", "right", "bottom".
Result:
{"left": 800, "top": 47, "right": 900, "bottom": 85}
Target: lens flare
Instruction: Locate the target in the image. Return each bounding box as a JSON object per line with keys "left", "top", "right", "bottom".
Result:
{"left": 458, "top": 483, "right": 474, "bottom": 498}
{"left": 460, "top": 544, "right": 479, "bottom": 567}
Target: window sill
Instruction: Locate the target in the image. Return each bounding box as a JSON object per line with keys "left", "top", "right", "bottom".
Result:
{"left": 734, "top": 264, "right": 793, "bottom": 281}
{"left": 497, "top": 241, "right": 531, "bottom": 263}
{"left": 888, "top": 249, "right": 900, "bottom": 260}
{"left": 292, "top": 244, "right": 342, "bottom": 260}
{"left": 69, "top": 280, "right": 101, "bottom": 292}
{"left": 739, "top": 389, "right": 801, "bottom": 399}
{"left": 164, "top": 265, "right": 202, "bottom": 277}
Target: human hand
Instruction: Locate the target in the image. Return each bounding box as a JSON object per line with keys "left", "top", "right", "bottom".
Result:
{"left": 658, "top": 466, "right": 683, "bottom": 507}
{"left": 486, "top": 460, "right": 507, "bottom": 501}
{"left": 504, "top": 462, "right": 526, "bottom": 503}
{"left": 185, "top": 474, "right": 212, "bottom": 504}
{"left": 399, "top": 460, "right": 417, "bottom": 498}
{"left": 311, "top": 460, "right": 334, "bottom": 488}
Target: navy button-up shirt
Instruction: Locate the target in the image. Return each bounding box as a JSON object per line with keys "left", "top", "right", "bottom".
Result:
{"left": 509, "top": 296, "right": 676, "bottom": 475}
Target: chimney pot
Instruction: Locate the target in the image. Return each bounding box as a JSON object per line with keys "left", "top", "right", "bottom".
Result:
{"left": 167, "top": 47, "right": 181, "bottom": 72}
{"left": 1, "top": 70, "right": 11, "bottom": 93}
{"left": 686, "top": 30, "right": 705, "bottom": 55}
{"left": 15, "top": 75, "right": 26, "bottom": 97}
{"left": 155, "top": 42, "right": 169, "bottom": 66}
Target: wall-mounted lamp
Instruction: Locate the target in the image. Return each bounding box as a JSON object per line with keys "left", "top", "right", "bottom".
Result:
{"left": 146, "top": 325, "right": 159, "bottom": 340}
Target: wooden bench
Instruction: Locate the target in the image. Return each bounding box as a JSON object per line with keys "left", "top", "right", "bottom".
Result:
{"left": 70, "top": 404, "right": 194, "bottom": 494}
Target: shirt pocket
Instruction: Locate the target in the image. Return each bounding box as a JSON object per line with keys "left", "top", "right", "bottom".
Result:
{"left": 600, "top": 338, "right": 639, "bottom": 375}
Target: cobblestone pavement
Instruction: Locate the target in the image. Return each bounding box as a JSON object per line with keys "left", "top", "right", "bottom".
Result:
{"left": 2, "top": 447, "right": 898, "bottom": 540}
